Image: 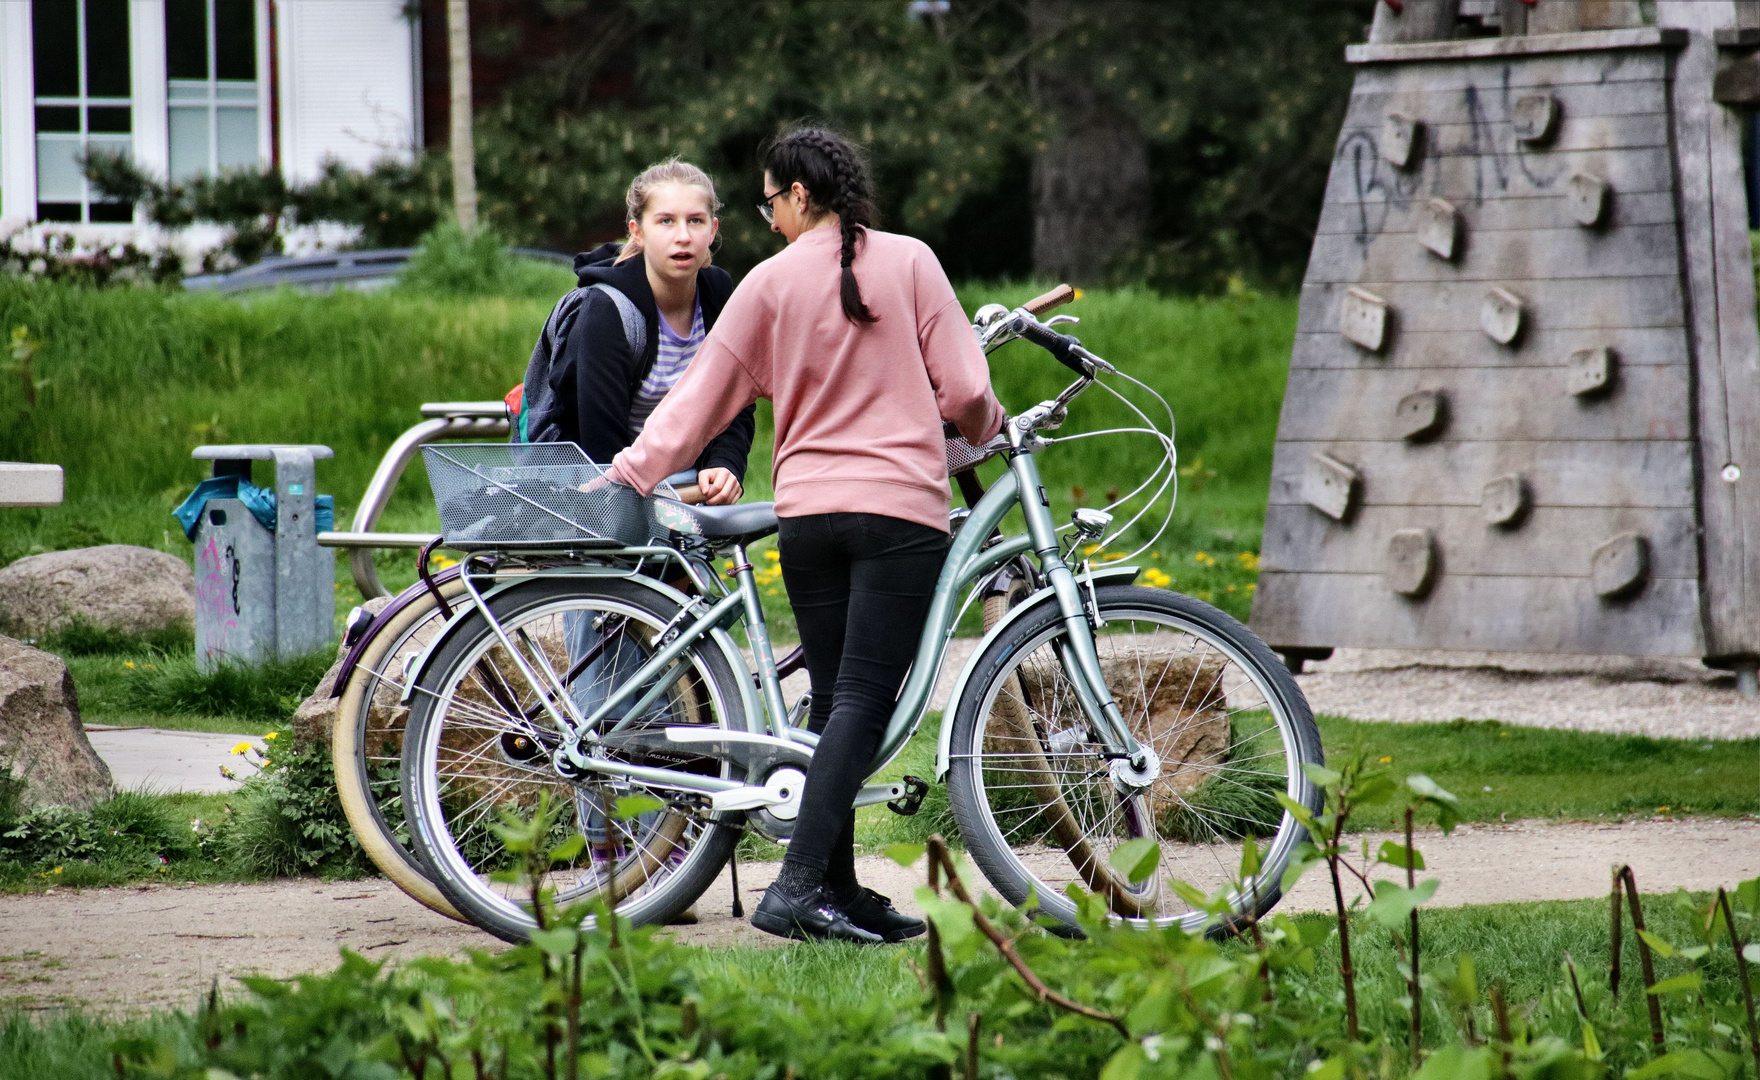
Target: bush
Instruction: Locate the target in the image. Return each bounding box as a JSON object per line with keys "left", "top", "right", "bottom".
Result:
{"left": 0, "top": 790, "right": 194, "bottom": 876}
{"left": 397, "top": 221, "right": 576, "bottom": 300}
{"left": 220, "top": 732, "right": 369, "bottom": 879}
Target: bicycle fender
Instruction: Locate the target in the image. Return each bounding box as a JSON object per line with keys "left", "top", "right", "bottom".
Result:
{"left": 933, "top": 565, "right": 1139, "bottom": 782}
{"left": 330, "top": 566, "right": 463, "bottom": 698}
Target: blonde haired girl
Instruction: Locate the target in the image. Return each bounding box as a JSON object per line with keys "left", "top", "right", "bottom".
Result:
{"left": 518, "top": 158, "right": 752, "bottom": 504}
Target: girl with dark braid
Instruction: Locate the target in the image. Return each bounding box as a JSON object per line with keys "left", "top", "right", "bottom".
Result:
{"left": 609, "top": 127, "right": 1004, "bottom": 943}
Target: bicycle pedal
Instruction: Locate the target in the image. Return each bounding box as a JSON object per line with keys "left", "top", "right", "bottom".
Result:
{"left": 887, "top": 775, "right": 929, "bottom": 817}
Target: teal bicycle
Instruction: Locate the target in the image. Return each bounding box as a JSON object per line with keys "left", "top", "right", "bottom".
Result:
{"left": 398, "top": 287, "right": 1324, "bottom": 943}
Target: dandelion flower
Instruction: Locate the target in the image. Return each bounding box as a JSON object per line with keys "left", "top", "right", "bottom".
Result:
{"left": 230, "top": 741, "right": 253, "bottom": 755}
{"left": 263, "top": 731, "right": 278, "bottom": 741}
{"left": 1378, "top": 756, "right": 1392, "bottom": 763}
{"left": 123, "top": 661, "right": 136, "bottom": 669}
{"left": 764, "top": 550, "right": 780, "bottom": 561}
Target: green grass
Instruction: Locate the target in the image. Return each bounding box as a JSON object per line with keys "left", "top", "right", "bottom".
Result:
{"left": 682, "top": 889, "right": 1744, "bottom": 1027}
{"left": 1320, "top": 716, "right": 1760, "bottom": 829}
{"left": 825, "top": 714, "right": 1760, "bottom": 857}
{"left": 62, "top": 649, "right": 329, "bottom": 735}
{"left": 1, "top": 276, "right": 1291, "bottom": 667}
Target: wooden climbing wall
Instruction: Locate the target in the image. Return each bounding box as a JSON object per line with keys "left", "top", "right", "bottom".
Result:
{"left": 1250, "top": 14, "right": 1760, "bottom": 667}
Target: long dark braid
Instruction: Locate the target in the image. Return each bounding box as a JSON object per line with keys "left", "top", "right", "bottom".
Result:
{"left": 763, "top": 127, "right": 880, "bottom": 324}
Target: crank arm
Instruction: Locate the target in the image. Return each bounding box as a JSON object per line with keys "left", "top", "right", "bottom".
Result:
{"left": 708, "top": 778, "right": 909, "bottom": 814}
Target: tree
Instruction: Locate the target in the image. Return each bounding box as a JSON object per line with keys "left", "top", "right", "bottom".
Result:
{"left": 448, "top": 0, "right": 479, "bottom": 231}
{"left": 1027, "top": 0, "right": 1150, "bottom": 282}
{"left": 469, "top": 0, "right": 1370, "bottom": 289}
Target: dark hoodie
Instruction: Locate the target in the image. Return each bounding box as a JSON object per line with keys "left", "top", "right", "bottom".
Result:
{"left": 522, "top": 241, "right": 754, "bottom": 480}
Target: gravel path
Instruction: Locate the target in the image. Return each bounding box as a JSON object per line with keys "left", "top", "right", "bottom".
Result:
{"left": 1297, "top": 649, "right": 1760, "bottom": 741}
{"left": 2, "top": 817, "right": 1754, "bottom": 1015}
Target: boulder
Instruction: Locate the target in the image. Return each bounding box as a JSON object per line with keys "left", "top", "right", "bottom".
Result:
{"left": 0, "top": 545, "right": 195, "bottom": 639}
{"left": 290, "top": 596, "right": 396, "bottom": 748}
{"left": 0, "top": 636, "right": 113, "bottom": 809}
{"left": 1011, "top": 646, "right": 1232, "bottom": 817}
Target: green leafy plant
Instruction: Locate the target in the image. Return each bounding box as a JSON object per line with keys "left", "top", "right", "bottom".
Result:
{"left": 28, "top": 791, "right": 1753, "bottom": 1080}
{"left": 221, "top": 731, "right": 369, "bottom": 879}
{"left": 1274, "top": 754, "right": 1459, "bottom": 1043}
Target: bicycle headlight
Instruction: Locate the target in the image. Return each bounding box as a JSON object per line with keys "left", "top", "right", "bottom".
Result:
{"left": 1071, "top": 508, "right": 1112, "bottom": 541}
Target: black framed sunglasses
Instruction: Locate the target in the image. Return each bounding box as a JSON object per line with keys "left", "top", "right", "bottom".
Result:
{"left": 756, "top": 189, "right": 786, "bottom": 225}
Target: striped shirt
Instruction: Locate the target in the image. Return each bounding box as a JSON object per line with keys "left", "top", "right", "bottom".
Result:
{"left": 627, "top": 297, "right": 704, "bottom": 435}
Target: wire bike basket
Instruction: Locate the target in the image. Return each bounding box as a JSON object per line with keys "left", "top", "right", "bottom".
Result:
{"left": 945, "top": 432, "right": 1010, "bottom": 476}
{"left": 423, "top": 443, "right": 674, "bottom": 550}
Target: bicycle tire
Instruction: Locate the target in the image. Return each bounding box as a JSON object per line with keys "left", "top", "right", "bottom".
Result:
{"left": 332, "top": 577, "right": 468, "bottom": 922}
{"left": 947, "top": 584, "right": 1322, "bottom": 934}
{"left": 402, "top": 575, "right": 745, "bottom": 943}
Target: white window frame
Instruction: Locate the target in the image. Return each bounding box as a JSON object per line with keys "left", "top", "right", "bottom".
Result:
{"left": 166, "top": 0, "right": 267, "bottom": 181}
{"left": 31, "top": 0, "right": 137, "bottom": 225}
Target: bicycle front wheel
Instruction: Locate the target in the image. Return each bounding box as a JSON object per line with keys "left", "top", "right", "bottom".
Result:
{"left": 402, "top": 575, "right": 745, "bottom": 943}
{"left": 947, "top": 584, "right": 1322, "bottom": 934}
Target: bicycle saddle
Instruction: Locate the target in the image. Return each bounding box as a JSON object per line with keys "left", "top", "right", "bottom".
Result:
{"left": 655, "top": 498, "right": 779, "bottom": 543}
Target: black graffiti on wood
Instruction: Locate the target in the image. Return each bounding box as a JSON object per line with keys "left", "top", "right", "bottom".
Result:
{"left": 1337, "top": 64, "right": 1572, "bottom": 250}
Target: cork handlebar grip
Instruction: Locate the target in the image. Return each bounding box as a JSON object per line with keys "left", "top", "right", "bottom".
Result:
{"left": 1022, "top": 284, "right": 1076, "bottom": 316}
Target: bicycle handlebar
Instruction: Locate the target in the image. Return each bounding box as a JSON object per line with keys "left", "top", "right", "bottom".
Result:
{"left": 1015, "top": 319, "right": 1091, "bottom": 377}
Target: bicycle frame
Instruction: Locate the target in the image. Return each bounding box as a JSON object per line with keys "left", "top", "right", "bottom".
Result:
{"left": 419, "top": 406, "right": 1153, "bottom": 814}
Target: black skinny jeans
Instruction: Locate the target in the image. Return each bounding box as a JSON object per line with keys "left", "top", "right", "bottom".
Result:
{"left": 776, "top": 512, "right": 949, "bottom": 889}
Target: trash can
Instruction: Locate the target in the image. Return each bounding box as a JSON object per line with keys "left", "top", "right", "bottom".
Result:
{"left": 181, "top": 445, "right": 336, "bottom": 671}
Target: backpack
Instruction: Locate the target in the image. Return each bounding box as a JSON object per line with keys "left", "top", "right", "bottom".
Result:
{"left": 508, "top": 283, "right": 648, "bottom": 443}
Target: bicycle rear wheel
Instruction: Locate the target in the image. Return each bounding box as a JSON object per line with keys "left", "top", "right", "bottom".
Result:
{"left": 332, "top": 576, "right": 467, "bottom": 921}
{"left": 947, "top": 584, "right": 1322, "bottom": 934}
{"left": 401, "top": 575, "right": 745, "bottom": 943}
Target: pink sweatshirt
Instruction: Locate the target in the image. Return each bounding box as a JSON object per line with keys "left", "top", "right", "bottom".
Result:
{"left": 609, "top": 226, "right": 1005, "bottom": 532}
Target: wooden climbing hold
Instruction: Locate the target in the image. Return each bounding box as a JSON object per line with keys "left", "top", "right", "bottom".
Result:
{"left": 1395, "top": 389, "right": 1447, "bottom": 441}
{"left": 1302, "top": 451, "right": 1360, "bottom": 522}
{"left": 1567, "top": 173, "right": 1610, "bottom": 227}
{"left": 1591, "top": 532, "right": 1649, "bottom": 598}
{"left": 1512, "top": 93, "right": 1561, "bottom": 143}
{"left": 1481, "top": 287, "right": 1525, "bottom": 345}
{"left": 1382, "top": 112, "right": 1421, "bottom": 169}
{"left": 1567, "top": 346, "right": 1616, "bottom": 397}
{"left": 1417, "top": 198, "right": 1459, "bottom": 260}
{"left": 1341, "top": 287, "right": 1389, "bottom": 353}
{"left": 1385, "top": 528, "right": 1438, "bottom": 597}
{"left": 1482, "top": 474, "right": 1530, "bottom": 528}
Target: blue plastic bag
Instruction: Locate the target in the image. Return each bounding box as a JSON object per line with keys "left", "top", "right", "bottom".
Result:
{"left": 173, "top": 476, "right": 334, "bottom": 540}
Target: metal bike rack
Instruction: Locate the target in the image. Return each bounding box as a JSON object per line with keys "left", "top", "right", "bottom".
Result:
{"left": 316, "top": 401, "right": 510, "bottom": 599}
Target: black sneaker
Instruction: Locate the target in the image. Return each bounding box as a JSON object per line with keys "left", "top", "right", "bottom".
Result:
{"left": 841, "top": 887, "right": 926, "bottom": 942}
{"left": 750, "top": 884, "right": 883, "bottom": 944}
